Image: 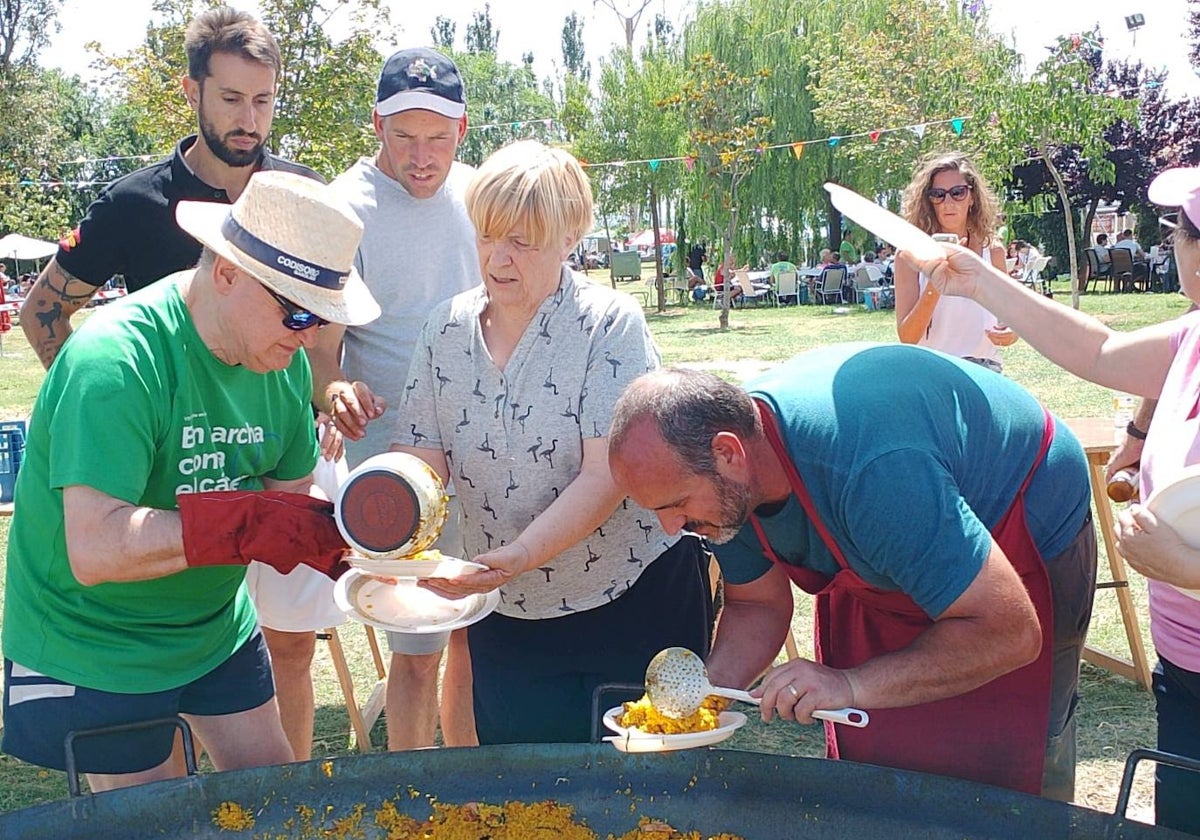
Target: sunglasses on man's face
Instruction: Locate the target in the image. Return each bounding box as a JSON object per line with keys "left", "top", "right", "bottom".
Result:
{"left": 260, "top": 282, "right": 328, "bottom": 331}
{"left": 927, "top": 184, "right": 973, "bottom": 204}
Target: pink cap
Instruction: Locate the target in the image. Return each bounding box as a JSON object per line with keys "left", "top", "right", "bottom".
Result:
{"left": 1148, "top": 167, "right": 1200, "bottom": 229}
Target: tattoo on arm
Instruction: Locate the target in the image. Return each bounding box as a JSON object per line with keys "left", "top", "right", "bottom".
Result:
{"left": 44, "top": 265, "right": 100, "bottom": 304}
{"left": 21, "top": 261, "right": 99, "bottom": 370}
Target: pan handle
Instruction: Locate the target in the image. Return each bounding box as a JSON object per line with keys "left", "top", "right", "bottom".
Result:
{"left": 590, "top": 682, "right": 645, "bottom": 743}
{"left": 1115, "top": 748, "right": 1200, "bottom": 818}
{"left": 64, "top": 716, "right": 197, "bottom": 797}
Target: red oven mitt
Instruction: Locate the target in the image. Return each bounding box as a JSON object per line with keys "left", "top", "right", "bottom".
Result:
{"left": 177, "top": 490, "right": 349, "bottom": 580}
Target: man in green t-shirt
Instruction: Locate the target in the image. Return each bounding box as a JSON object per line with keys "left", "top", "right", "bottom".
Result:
{"left": 768, "top": 251, "right": 800, "bottom": 305}
{"left": 839, "top": 236, "right": 859, "bottom": 266}
{"left": 1, "top": 172, "right": 379, "bottom": 793}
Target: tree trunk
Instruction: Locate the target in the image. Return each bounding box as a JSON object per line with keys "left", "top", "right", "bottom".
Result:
{"left": 649, "top": 183, "right": 665, "bottom": 312}
{"left": 1041, "top": 143, "right": 1079, "bottom": 309}
{"left": 600, "top": 204, "right": 617, "bottom": 290}
{"left": 719, "top": 204, "right": 738, "bottom": 331}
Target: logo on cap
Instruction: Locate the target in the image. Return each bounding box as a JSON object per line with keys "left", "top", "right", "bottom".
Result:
{"left": 406, "top": 58, "right": 438, "bottom": 83}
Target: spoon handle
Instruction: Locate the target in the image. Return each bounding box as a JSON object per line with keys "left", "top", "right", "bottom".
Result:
{"left": 812, "top": 707, "right": 870, "bottom": 728}
{"left": 710, "top": 686, "right": 760, "bottom": 706}
{"left": 709, "top": 687, "right": 869, "bottom": 727}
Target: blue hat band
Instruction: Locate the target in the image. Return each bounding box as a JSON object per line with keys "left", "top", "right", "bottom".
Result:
{"left": 221, "top": 215, "right": 347, "bottom": 291}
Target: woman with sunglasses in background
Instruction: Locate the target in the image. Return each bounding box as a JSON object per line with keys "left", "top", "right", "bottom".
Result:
{"left": 894, "top": 152, "right": 1017, "bottom": 373}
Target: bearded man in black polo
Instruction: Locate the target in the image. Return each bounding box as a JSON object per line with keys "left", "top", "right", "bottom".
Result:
{"left": 21, "top": 6, "right": 319, "bottom": 368}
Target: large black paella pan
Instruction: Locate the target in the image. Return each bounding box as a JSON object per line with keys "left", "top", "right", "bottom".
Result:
{"left": 0, "top": 744, "right": 1191, "bottom": 839}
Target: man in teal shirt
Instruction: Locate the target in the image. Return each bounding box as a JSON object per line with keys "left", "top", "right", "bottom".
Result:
{"left": 608, "top": 344, "right": 1095, "bottom": 799}
{"left": 1, "top": 172, "right": 378, "bottom": 793}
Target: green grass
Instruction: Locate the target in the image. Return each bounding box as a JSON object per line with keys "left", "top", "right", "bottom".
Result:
{"left": 0, "top": 283, "right": 1181, "bottom": 819}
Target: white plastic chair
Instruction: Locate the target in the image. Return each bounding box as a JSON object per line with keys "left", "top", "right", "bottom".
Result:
{"left": 774, "top": 270, "right": 799, "bottom": 306}
{"left": 815, "top": 266, "right": 847, "bottom": 304}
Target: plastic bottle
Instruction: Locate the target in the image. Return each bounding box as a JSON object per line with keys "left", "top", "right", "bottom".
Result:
{"left": 1112, "top": 392, "right": 1137, "bottom": 429}
{"left": 1107, "top": 467, "right": 1140, "bottom": 503}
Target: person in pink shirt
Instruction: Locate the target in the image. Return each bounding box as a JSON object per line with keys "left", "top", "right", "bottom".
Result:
{"left": 908, "top": 165, "right": 1200, "bottom": 835}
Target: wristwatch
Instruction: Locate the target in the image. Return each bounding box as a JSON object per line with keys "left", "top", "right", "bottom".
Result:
{"left": 1125, "top": 420, "right": 1148, "bottom": 440}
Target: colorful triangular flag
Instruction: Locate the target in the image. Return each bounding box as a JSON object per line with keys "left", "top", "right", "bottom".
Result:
{"left": 910, "top": 123, "right": 927, "bottom": 139}
{"left": 869, "top": 130, "right": 881, "bottom": 143}
{"left": 791, "top": 142, "right": 804, "bottom": 160}
{"left": 684, "top": 156, "right": 696, "bottom": 171}
{"left": 828, "top": 136, "right": 841, "bottom": 148}
{"left": 951, "top": 118, "right": 965, "bottom": 136}
{"left": 648, "top": 159, "right": 660, "bottom": 171}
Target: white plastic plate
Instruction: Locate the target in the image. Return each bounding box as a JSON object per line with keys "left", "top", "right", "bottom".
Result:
{"left": 345, "top": 553, "right": 485, "bottom": 579}
{"left": 601, "top": 705, "right": 746, "bottom": 753}
{"left": 1145, "top": 467, "right": 1200, "bottom": 601}
{"left": 824, "top": 183, "right": 946, "bottom": 262}
{"left": 334, "top": 569, "right": 500, "bottom": 634}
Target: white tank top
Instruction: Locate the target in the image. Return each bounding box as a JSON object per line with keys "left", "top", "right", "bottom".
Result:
{"left": 917, "top": 242, "right": 1000, "bottom": 362}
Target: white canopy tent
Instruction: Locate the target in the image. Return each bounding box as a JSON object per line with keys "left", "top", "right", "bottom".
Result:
{"left": 0, "top": 233, "right": 57, "bottom": 261}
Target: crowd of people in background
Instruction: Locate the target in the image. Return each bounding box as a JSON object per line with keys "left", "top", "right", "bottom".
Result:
{"left": 1, "top": 270, "right": 36, "bottom": 297}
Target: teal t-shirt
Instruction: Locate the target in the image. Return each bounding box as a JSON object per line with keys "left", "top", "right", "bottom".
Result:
{"left": 3, "top": 276, "right": 319, "bottom": 692}
{"left": 714, "top": 344, "right": 1090, "bottom": 619}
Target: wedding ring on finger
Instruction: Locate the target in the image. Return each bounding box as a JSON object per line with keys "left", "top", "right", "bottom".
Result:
{"left": 786, "top": 684, "right": 799, "bottom": 700}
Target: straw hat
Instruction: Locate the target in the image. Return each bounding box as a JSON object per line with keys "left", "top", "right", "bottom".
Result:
{"left": 176, "top": 171, "right": 380, "bottom": 326}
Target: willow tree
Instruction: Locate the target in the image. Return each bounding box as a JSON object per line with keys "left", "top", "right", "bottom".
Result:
{"left": 682, "top": 0, "right": 925, "bottom": 265}
{"left": 664, "top": 51, "right": 772, "bottom": 330}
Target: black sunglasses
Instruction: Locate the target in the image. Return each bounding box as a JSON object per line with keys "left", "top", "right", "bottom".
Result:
{"left": 260, "top": 283, "right": 328, "bottom": 331}
{"left": 927, "top": 184, "right": 973, "bottom": 204}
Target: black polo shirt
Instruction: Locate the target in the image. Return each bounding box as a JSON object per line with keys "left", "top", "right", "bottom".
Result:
{"left": 55, "top": 135, "right": 323, "bottom": 292}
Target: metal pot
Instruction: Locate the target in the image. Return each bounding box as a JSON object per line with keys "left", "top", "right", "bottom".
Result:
{"left": 0, "top": 744, "right": 1192, "bottom": 839}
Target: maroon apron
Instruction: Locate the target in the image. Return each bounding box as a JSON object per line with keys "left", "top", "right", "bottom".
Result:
{"left": 748, "top": 399, "right": 1055, "bottom": 794}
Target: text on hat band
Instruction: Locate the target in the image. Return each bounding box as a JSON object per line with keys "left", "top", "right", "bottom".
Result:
{"left": 220, "top": 215, "right": 348, "bottom": 290}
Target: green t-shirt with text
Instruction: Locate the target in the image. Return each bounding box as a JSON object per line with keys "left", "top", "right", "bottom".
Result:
{"left": 3, "top": 276, "right": 318, "bottom": 693}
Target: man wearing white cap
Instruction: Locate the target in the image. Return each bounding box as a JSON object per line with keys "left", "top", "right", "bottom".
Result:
{"left": 0, "top": 171, "right": 379, "bottom": 792}
{"left": 309, "top": 47, "right": 479, "bottom": 750}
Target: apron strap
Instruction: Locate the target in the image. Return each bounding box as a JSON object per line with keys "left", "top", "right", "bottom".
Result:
{"left": 751, "top": 398, "right": 850, "bottom": 569}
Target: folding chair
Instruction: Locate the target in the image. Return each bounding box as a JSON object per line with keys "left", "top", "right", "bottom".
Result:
{"left": 815, "top": 266, "right": 847, "bottom": 304}
{"left": 734, "top": 269, "right": 772, "bottom": 307}
{"left": 774, "top": 270, "right": 799, "bottom": 306}
{"left": 852, "top": 266, "right": 880, "bottom": 304}
{"left": 1021, "top": 255, "right": 1053, "bottom": 296}
{"left": 320, "top": 623, "right": 389, "bottom": 753}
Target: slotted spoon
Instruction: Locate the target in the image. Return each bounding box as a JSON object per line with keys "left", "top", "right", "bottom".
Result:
{"left": 645, "top": 647, "right": 869, "bottom": 727}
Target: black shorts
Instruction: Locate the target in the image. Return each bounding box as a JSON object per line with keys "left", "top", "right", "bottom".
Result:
{"left": 2, "top": 631, "right": 274, "bottom": 774}
{"left": 468, "top": 535, "right": 714, "bottom": 744}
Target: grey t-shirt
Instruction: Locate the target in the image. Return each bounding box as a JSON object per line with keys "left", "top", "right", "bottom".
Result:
{"left": 329, "top": 158, "right": 479, "bottom": 467}
{"left": 396, "top": 267, "right": 677, "bottom": 619}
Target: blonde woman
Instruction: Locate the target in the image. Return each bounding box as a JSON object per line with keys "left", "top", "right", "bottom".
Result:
{"left": 894, "top": 153, "right": 1016, "bottom": 372}
{"left": 391, "top": 141, "right": 713, "bottom": 744}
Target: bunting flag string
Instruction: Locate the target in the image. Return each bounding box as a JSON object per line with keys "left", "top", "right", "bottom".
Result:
{"left": 579, "top": 115, "right": 968, "bottom": 170}
{"left": 6, "top": 115, "right": 969, "bottom": 190}
{"left": 32, "top": 117, "right": 564, "bottom": 172}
